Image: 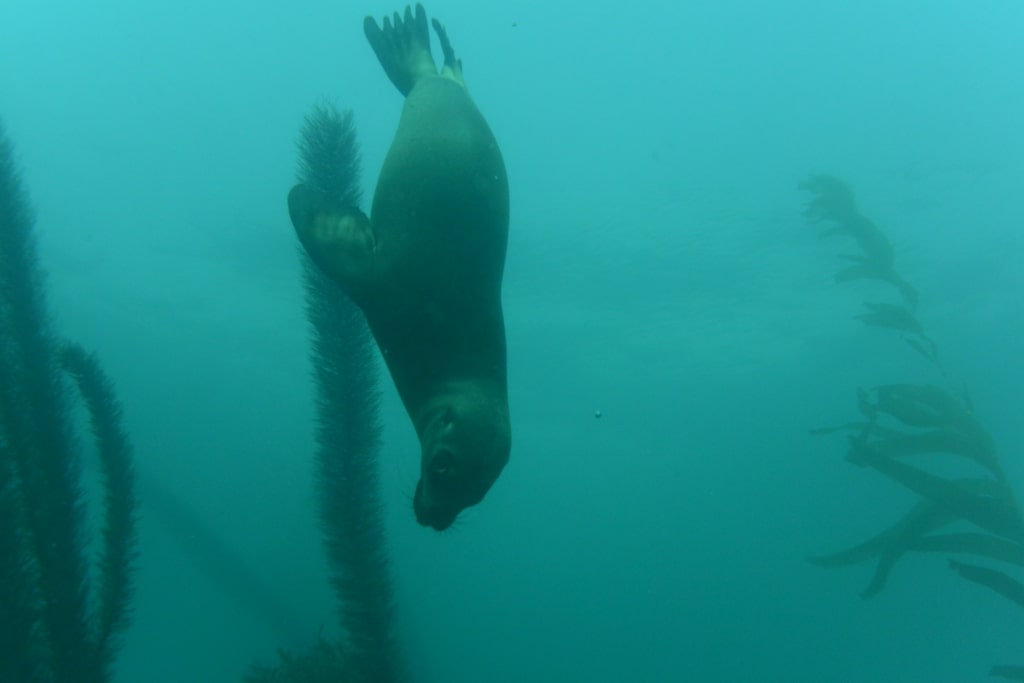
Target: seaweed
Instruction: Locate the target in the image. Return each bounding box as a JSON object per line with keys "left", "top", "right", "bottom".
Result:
{"left": 802, "top": 174, "right": 1023, "bottom": 678}
{"left": 246, "top": 102, "right": 407, "bottom": 683}
{"left": 297, "top": 103, "right": 405, "bottom": 683}
{"left": 244, "top": 636, "right": 351, "bottom": 683}
{"left": 0, "top": 118, "right": 138, "bottom": 683}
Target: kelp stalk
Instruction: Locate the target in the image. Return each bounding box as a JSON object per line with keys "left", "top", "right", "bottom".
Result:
{"left": 0, "top": 119, "right": 138, "bottom": 683}
{"left": 296, "top": 103, "right": 406, "bottom": 683}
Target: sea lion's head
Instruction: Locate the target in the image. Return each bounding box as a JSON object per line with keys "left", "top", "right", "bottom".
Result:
{"left": 414, "top": 381, "right": 510, "bottom": 531}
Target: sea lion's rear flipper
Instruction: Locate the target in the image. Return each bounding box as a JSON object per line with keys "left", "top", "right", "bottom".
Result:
{"left": 364, "top": 3, "right": 436, "bottom": 97}
{"left": 431, "top": 18, "right": 464, "bottom": 83}
{"left": 288, "top": 184, "right": 375, "bottom": 297}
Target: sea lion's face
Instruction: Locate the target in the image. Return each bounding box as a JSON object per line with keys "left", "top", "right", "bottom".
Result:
{"left": 414, "top": 398, "right": 510, "bottom": 531}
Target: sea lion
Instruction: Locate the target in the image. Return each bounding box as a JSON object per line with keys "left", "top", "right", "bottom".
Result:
{"left": 288, "top": 3, "right": 510, "bottom": 531}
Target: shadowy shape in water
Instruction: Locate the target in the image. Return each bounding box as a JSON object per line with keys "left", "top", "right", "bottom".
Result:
{"left": 855, "top": 301, "right": 925, "bottom": 336}
{"left": 801, "top": 173, "right": 916, "bottom": 309}
{"left": 807, "top": 497, "right": 957, "bottom": 598}
{"left": 991, "top": 665, "right": 1024, "bottom": 681}
{"left": 948, "top": 560, "right": 1024, "bottom": 609}
{"left": 847, "top": 440, "right": 1021, "bottom": 540}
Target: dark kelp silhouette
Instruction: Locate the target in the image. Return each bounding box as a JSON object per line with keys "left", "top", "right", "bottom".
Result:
{"left": 0, "top": 119, "right": 138, "bottom": 682}
{"left": 799, "top": 173, "right": 924, "bottom": 308}
{"left": 245, "top": 104, "right": 406, "bottom": 683}
{"left": 800, "top": 174, "right": 917, "bottom": 310}
{"left": 802, "top": 174, "right": 1024, "bottom": 679}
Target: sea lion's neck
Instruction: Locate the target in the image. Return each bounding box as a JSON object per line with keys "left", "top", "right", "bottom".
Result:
{"left": 366, "top": 301, "right": 507, "bottom": 431}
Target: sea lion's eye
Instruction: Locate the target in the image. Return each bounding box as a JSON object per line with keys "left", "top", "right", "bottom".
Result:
{"left": 431, "top": 451, "right": 457, "bottom": 478}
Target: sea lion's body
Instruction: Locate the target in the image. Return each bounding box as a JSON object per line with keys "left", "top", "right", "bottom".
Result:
{"left": 289, "top": 4, "right": 510, "bottom": 530}
{"left": 366, "top": 76, "right": 508, "bottom": 415}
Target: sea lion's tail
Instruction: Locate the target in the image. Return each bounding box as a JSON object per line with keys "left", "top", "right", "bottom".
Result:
{"left": 364, "top": 3, "right": 436, "bottom": 97}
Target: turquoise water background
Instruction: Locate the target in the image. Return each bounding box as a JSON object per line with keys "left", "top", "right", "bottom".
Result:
{"left": 2, "top": 0, "right": 1022, "bottom": 680}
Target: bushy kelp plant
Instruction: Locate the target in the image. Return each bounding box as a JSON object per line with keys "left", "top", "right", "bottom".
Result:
{"left": 802, "top": 175, "right": 1024, "bottom": 680}
{"left": 0, "top": 120, "right": 138, "bottom": 683}
{"left": 245, "top": 103, "right": 406, "bottom": 683}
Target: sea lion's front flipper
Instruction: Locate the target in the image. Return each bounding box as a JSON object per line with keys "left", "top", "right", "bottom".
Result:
{"left": 288, "top": 184, "right": 375, "bottom": 297}
{"left": 364, "top": 3, "right": 436, "bottom": 97}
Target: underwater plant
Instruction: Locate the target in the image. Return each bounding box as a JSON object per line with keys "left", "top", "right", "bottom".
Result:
{"left": 245, "top": 103, "right": 406, "bottom": 682}
{"left": 297, "top": 102, "right": 406, "bottom": 682}
{"left": 802, "top": 174, "right": 1024, "bottom": 680}
{"left": 800, "top": 174, "right": 916, "bottom": 308}
{"left": 243, "top": 635, "right": 350, "bottom": 683}
{"left": 0, "top": 119, "right": 138, "bottom": 683}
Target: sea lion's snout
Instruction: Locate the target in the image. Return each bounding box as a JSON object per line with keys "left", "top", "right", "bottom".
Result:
{"left": 413, "top": 479, "right": 460, "bottom": 531}
{"left": 413, "top": 416, "right": 509, "bottom": 531}
{"left": 413, "top": 446, "right": 487, "bottom": 531}
{"left": 412, "top": 385, "right": 510, "bottom": 530}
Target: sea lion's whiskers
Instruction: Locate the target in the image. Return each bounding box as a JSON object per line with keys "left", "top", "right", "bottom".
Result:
{"left": 399, "top": 482, "right": 417, "bottom": 507}
{"left": 438, "top": 515, "right": 466, "bottom": 535}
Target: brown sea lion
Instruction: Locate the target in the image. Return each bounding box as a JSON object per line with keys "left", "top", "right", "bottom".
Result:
{"left": 288, "top": 3, "right": 510, "bottom": 531}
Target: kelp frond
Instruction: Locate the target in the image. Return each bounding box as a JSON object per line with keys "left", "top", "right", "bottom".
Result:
{"left": 59, "top": 342, "right": 138, "bottom": 677}
{"left": 1, "top": 117, "right": 91, "bottom": 682}
{"left": 1, "top": 118, "right": 138, "bottom": 683}
{"left": 802, "top": 173, "right": 1023, "bottom": 678}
